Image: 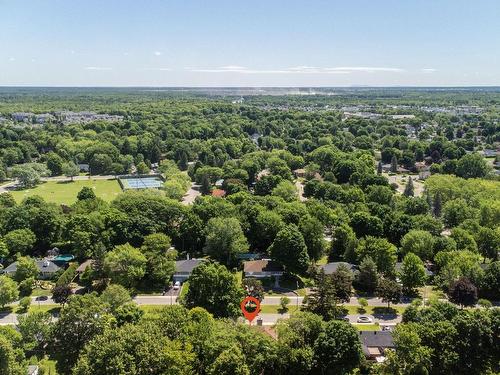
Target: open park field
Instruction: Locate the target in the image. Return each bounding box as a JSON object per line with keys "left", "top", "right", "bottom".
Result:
{"left": 10, "top": 179, "right": 123, "bottom": 205}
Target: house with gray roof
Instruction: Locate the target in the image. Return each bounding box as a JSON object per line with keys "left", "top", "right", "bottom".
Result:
{"left": 360, "top": 331, "right": 395, "bottom": 362}
{"left": 320, "top": 262, "right": 357, "bottom": 275}
{"left": 2, "top": 259, "right": 61, "bottom": 279}
{"left": 173, "top": 259, "right": 205, "bottom": 283}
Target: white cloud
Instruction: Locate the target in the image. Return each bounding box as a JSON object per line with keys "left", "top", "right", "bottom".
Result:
{"left": 186, "top": 66, "right": 403, "bottom": 74}
{"left": 154, "top": 51, "right": 162, "bottom": 56}
{"left": 421, "top": 68, "right": 437, "bottom": 73}
{"left": 142, "top": 67, "right": 172, "bottom": 71}
{"left": 84, "top": 66, "right": 112, "bottom": 71}
{"left": 9, "top": 57, "right": 15, "bottom": 61}
{"left": 325, "top": 67, "right": 405, "bottom": 73}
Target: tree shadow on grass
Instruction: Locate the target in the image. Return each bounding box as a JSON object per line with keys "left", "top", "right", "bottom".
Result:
{"left": 0, "top": 306, "right": 15, "bottom": 314}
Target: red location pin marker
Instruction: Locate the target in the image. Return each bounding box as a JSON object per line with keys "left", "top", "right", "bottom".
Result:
{"left": 241, "top": 296, "right": 260, "bottom": 324}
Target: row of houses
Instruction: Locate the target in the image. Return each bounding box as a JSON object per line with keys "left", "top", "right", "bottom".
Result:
{"left": 1, "top": 253, "right": 75, "bottom": 279}
{"left": 9, "top": 111, "right": 124, "bottom": 125}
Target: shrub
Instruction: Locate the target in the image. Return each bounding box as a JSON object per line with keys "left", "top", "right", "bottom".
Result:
{"left": 18, "top": 296, "right": 31, "bottom": 312}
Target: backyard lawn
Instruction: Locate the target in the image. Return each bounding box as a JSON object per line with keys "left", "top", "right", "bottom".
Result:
{"left": 10, "top": 179, "right": 122, "bottom": 205}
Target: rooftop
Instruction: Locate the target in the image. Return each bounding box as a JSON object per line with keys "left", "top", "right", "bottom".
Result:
{"left": 174, "top": 259, "right": 205, "bottom": 274}
{"left": 320, "top": 262, "right": 357, "bottom": 274}
{"left": 2, "top": 259, "right": 61, "bottom": 274}
{"left": 243, "top": 259, "right": 284, "bottom": 274}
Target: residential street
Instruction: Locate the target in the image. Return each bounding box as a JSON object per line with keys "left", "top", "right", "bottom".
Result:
{"left": 0, "top": 293, "right": 407, "bottom": 327}
{"left": 20, "top": 294, "right": 411, "bottom": 307}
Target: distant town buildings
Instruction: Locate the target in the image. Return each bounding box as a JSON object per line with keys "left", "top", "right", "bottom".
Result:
{"left": 55, "top": 111, "right": 124, "bottom": 125}
{"left": 8, "top": 111, "right": 123, "bottom": 125}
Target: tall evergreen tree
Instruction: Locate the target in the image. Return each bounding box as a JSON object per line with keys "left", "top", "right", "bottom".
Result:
{"left": 305, "top": 270, "right": 342, "bottom": 320}
{"left": 403, "top": 177, "right": 414, "bottom": 197}
{"left": 200, "top": 174, "right": 211, "bottom": 195}
{"left": 390, "top": 155, "right": 398, "bottom": 173}
{"left": 433, "top": 191, "right": 442, "bottom": 217}
{"left": 355, "top": 256, "right": 378, "bottom": 293}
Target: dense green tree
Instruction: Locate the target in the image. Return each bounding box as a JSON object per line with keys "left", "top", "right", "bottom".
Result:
{"left": 390, "top": 155, "right": 398, "bottom": 173}
{"left": 0, "top": 240, "right": 7, "bottom": 259}
{"left": 451, "top": 310, "right": 495, "bottom": 374}
{"left": 299, "top": 216, "right": 325, "bottom": 261}
{"left": 350, "top": 212, "right": 384, "bottom": 238}
{"left": 182, "top": 262, "right": 244, "bottom": 318}
{"left": 50, "top": 293, "right": 114, "bottom": 374}
{"left": 433, "top": 191, "right": 442, "bottom": 217}
{"left": 313, "top": 320, "right": 363, "bottom": 375}
{"left": 476, "top": 227, "right": 500, "bottom": 261}
{"left": 17, "top": 311, "right": 53, "bottom": 355}
{"left": 400, "top": 230, "right": 435, "bottom": 260}
{"left": 45, "top": 152, "right": 64, "bottom": 176}
{"left": 73, "top": 323, "right": 195, "bottom": 375}
{"left": 0, "top": 330, "right": 26, "bottom": 375}
{"left": 305, "top": 270, "right": 342, "bottom": 320}
{"left": 356, "top": 236, "right": 397, "bottom": 275}
{"left": 400, "top": 253, "right": 427, "bottom": 294}
{"left": 376, "top": 278, "right": 402, "bottom": 307}
{"left": 0, "top": 276, "right": 18, "bottom": 308}
{"left": 52, "top": 284, "right": 73, "bottom": 306}
{"left": 450, "top": 228, "right": 478, "bottom": 252}
{"left": 269, "top": 224, "right": 310, "bottom": 274}
{"left": 56, "top": 263, "right": 78, "bottom": 286}
{"left": 248, "top": 209, "right": 284, "bottom": 252}
{"left": 141, "top": 233, "right": 176, "bottom": 285}
{"left": 104, "top": 243, "right": 147, "bottom": 287}
{"left": 443, "top": 199, "right": 478, "bottom": 227}
{"left": 272, "top": 180, "right": 297, "bottom": 202}
{"left": 100, "top": 284, "right": 132, "bottom": 312}
{"left": 114, "top": 302, "right": 144, "bottom": 326}
{"left": 204, "top": 217, "right": 248, "bottom": 265}
{"left": 63, "top": 161, "right": 80, "bottom": 181}
{"left": 355, "top": 256, "right": 378, "bottom": 293}
{"left": 77, "top": 186, "right": 97, "bottom": 200}
{"left": 329, "top": 224, "right": 356, "bottom": 262}
{"left": 11, "top": 164, "right": 42, "bottom": 188}
{"left": 208, "top": 345, "right": 250, "bottom": 375}
{"left": 13, "top": 256, "right": 38, "bottom": 282}
{"left": 3, "top": 228, "right": 36, "bottom": 256}
{"left": 480, "top": 262, "right": 500, "bottom": 300}
{"left": 382, "top": 323, "right": 431, "bottom": 375}
{"left": 456, "top": 153, "right": 489, "bottom": 179}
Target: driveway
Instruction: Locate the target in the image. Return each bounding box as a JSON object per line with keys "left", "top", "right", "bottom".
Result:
{"left": 182, "top": 183, "right": 201, "bottom": 205}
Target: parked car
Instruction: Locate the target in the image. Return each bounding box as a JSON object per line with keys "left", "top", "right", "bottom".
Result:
{"left": 357, "top": 316, "right": 373, "bottom": 323}
{"left": 173, "top": 281, "right": 181, "bottom": 290}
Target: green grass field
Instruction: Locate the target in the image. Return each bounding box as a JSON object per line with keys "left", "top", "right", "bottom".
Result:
{"left": 11, "top": 179, "right": 122, "bottom": 205}
{"left": 354, "top": 324, "right": 381, "bottom": 331}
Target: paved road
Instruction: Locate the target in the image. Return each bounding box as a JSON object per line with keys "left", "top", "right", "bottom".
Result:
{"left": 182, "top": 183, "right": 201, "bottom": 205}
{"left": 1, "top": 309, "right": 400, "bottom": 327}
{"left": 295, "top": 180, "right": 307, "bottom": 202}
{"left": 25, "top": 294, "right": 410, "bottom": 307}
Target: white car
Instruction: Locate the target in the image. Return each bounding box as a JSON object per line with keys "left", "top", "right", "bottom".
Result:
{"left": 357, "top": 316, "right": 373, "bottom": 323}
{"left": 173, "top": 281, "right": 181, "bottom": 290}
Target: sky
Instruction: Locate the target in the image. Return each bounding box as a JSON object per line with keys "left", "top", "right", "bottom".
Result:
{"left": 0, "top": 0, "right": 499, "bottom": 87}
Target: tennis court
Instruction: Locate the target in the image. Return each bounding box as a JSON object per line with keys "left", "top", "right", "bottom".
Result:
{"left": 119, "top": 176, "right": 163, "bottom": 190}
